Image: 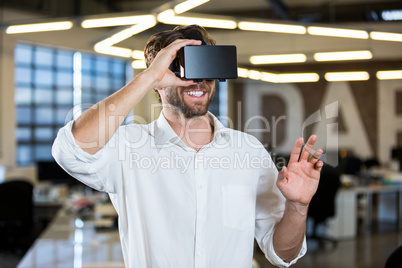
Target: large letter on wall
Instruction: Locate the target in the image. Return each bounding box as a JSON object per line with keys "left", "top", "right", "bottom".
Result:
{"left": 378, "top": 80, "right": 402, "bottom": 163}
{"left": 314, "top": 82, "right": 373, "bottom": 159}
{"left": 244, "top": 81, "right": 304, "bottom": 153}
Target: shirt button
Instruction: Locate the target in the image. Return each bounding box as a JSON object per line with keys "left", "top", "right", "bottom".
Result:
{"left": 198, "top": 185, "right": 203, "bottom": 190}
{"left": 198, "top": 251, "right": 202, "bottom": 256}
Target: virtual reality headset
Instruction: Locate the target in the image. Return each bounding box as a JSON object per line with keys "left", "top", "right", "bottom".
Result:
{"left": 169, "top": 33, "right": 238, "bottom": 82}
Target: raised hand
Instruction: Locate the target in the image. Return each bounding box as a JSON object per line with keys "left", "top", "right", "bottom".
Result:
{"left": 276, "top": 135, "right": 324, "bottom": 207}
{"left": 146, "top": 39, "right": 201, "bottom": 89}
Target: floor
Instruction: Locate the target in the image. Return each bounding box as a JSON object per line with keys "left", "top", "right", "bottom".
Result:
{"left": 254, "top": 222, "right": 402, "bottom": 268}
{"left": 1, "top": 223, "right": 401, "bottom": 268}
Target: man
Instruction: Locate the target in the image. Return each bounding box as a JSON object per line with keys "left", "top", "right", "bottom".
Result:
{"left": 52, "top": 25, "right": 323, "bottom": 267}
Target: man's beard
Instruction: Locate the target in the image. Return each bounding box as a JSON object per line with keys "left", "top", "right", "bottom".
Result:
{"left": 165, "top": 84, "right": 215, "bottom": 118}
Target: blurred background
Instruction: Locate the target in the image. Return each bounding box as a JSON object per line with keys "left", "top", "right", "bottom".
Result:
{"left": 0, "top": 0, "right": 402, "bottom": 267}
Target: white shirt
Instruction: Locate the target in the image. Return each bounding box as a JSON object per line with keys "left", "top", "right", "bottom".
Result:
{"left": 52, "top": 112, "right": 306, "bottom": 268}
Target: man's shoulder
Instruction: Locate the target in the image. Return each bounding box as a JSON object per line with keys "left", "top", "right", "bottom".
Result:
{"left": 225, "top": 128, "right": 266, "bottom": 151}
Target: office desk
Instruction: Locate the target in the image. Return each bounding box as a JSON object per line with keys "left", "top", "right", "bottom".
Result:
{"left": 17, "top": 209, "right": 123, "bottom": 268}
{"left": 326, "top": 184, "right": 402, "bottom": 240}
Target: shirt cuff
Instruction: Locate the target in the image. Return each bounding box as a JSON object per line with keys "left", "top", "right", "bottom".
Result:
{"left": 263, "top": 229, "right": 307, "bottom": 268}
{"left": 57, "top": 120, "right": 105, "bottom": 164}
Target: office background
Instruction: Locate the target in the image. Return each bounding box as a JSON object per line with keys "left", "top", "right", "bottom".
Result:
{"left": 0, "top": 0, "right": 402, "bottom": 267}
{"left": 1, "top": 0, "right": 401, "bottom": 181}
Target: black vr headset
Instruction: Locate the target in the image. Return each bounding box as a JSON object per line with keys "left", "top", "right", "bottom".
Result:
{"left": 169, "top": 31, "right": 238, "bottom": 82}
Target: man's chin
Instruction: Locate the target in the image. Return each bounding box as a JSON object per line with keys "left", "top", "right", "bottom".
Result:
{"left": 182, "top": 108, "right": 209, "bottom": 118}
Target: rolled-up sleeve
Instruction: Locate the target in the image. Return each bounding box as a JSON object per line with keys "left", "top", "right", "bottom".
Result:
{"left": 52, "top": 121, "right": 122, "bottom": 193}
{"left": 254, "top": 149, "right": 307, "bottom": 267}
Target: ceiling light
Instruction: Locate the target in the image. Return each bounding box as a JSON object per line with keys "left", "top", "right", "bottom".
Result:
{"left": 132, "top": 50, "right": 145, "bottom": 60}
{"left": 109, "top": 27, "right": 139, "bottom": 44}
{"left": 248, "top": 70, "right": 262, "bottom": 80}
{"left": 81, "top": 15, "right": 155, "bottom": 28}
{"left": 157, "top": 9, "right": 176, "bottom": 21}
{"left": 370, "top": 31, "right": 402, "bottom": 42}
{"left": 376, "top": 70, "right": 402, "bottom": 80}
{"left": 174, "top": 0, "right": 210, "bottom": 15}
{"left": 260, "top": 72, "right": 278, "bottom": 83}
{"left": 109, "top": 18, "right": 157, "bottom": 44}
{"left": 6, "top": 21, "right": 73, "bottom": 34}
{"left": 238, "top": 21, "right": 306, "bottom": 34}
{"left": 132, "top": 60, "right": 147, "bottom": 69}
{"left": 94, "top": 43, "right": 132, "bottom": 58}
{"left": 307, "top": 26, "right": 369, "bottom": 39}
{"left": 277, "top": 73, "right": 319, "bottom": 83}
{"left": 325, "top": 71, "right": 370, "bottom": 82}
{"left": 237, "top": 68, "right": 249, "bottom": 78}
{"left": 158, "top": 10, "right": 236, "bottom": 29}
{"left": 314, "top": 50, "right": 373, "bottom": 62}
{"left": 250, "top": 54, "right": 307, "bottom": 64}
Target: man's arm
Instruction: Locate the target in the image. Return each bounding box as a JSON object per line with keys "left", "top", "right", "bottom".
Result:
{"left": 72, "top": 39, "right": 201, "bottom": 155}
{"left": 273, "top": 135, "right": 323, "bottom": 262}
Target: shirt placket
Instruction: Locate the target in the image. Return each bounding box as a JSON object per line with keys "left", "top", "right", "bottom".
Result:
{"left": 194, "top": 151, "right": 207, "bottom": 268}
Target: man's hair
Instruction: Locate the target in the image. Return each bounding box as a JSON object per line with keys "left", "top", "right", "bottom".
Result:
{"left": 144, "top": 25, "right": 216, "bottom": 102}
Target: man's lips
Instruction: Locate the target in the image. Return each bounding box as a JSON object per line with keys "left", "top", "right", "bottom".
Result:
{"left": 184, "top": 90, "right": 206, "bottom": 98}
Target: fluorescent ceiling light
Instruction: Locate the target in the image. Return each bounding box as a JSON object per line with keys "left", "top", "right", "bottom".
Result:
{"left": 277, "top": 73, "right": 319, "bottom": 83}
{"left": 94, "top": 43, "right": 132, "bottom": 58}
{"left": 132, "top": 50, "right": 145, "bottom": 60}
{"left": 376, "top": 70, "right": 402, "bottom": 80}
{"left": 174, "top": 0, "right": 210, "bottom": 15}
{"left": 157, "top": 9, "right": 236, "bottom": 29}
{"left": 370, "top": 31, "right": 402, "bottom": 42}
{"left": 236, "top": 68, "right": 320, "bottom": 83}
{"left": 132, "top": 60, "right": 147, "bottom": 69}
{"left": 81, "top": 15, "right": 155, "bottom": 28}
{"left": 250, "top": 54, "right": 307, "bottom": 64}
{"left": 248, "top": 70, "right": 262, "bottom": 80}
{"left": 308, "top": 26, "right": 369, "bottom": 39}
{"left": 6, "top": 21, "right": 73, "bottom": 34}
{"left": 158, "top": 9, "right": 176, "bottom": 21}
{"left": 260, "top": 72, "right": 278, "bottom": 83}
{"left": 238, "top": 21, "right": 306, "bottom": 34}
{"left": 314, "top": 50, "right": 373, "bottom": 62}
{"left": 237, "top": 68, "right": 249, "bottom": 78}
{"left": 92, "top": 17, "right": 155, "bottom": 58}
{"left": 109, "top": 18, "right": 157, "bottom": 44}
{"left": 325, "top": 71, "right": 370, "bottom": 82}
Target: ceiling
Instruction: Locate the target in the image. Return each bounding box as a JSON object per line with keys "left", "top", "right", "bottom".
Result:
{"left": 2, "top": 0, "right": 402, "bottom": 23}
{"left": 1, "top": 0, "right": 402, "bottom": 69}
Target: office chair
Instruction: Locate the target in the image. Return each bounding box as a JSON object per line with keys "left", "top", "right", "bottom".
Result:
{"left": 0, "top": 180, "right": 34, "bottom": 254}
{"left": 307, "top": 164, "right": 341, "bottom": 248}
{"left": 385, "top": 245, "right": 402, "bottom": 268}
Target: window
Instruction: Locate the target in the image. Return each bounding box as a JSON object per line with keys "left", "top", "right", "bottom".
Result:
{"left": 80, "top": 53, "right": 128, "bottom": 112}
{"left": 14, "top": 43, "right": 131, "bottom": 165}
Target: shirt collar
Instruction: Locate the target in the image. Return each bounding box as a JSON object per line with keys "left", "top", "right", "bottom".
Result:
{"left": 152, "top": 111, "right": 232, "bottom": 151}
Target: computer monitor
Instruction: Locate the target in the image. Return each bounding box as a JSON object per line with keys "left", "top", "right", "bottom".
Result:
{"left": 36, "top": 161, "right": 76, "bottom": 185}
{"left": 391, "top": 148, "right": 402, "bottom": 171}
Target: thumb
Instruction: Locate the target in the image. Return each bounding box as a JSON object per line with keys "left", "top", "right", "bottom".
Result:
{"left": 278, "top": 166, "right": 288, "bottom": 182}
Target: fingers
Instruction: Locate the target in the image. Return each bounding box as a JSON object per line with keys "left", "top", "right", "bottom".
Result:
{"left": 149, "top": 39, "right": 202, "bottom": 88}
{"left": 289, "top": 137, "right": 303, "bottom": 164}
{"left": 310, "top": 148, "right": 324, "bottom": 173}
{"left": 289, "top": 135, "right": 323, "bottom": 165}
{"left": 315, "top": 161, "right": 324, "bottom": 172}
{"left": 309, "top": 148, "right": 323, "bottom": 165}
{"left": 300, "top": 135, "right": 317, "bottom": 162}
{"left": 277, "top": 166, "right": 288, "bottom": 182}
{"left": 174, "top": 77, "right": 197, "bottom": 87}
{"left": 165, "top": 39, "right": 202, "bottom": 56}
